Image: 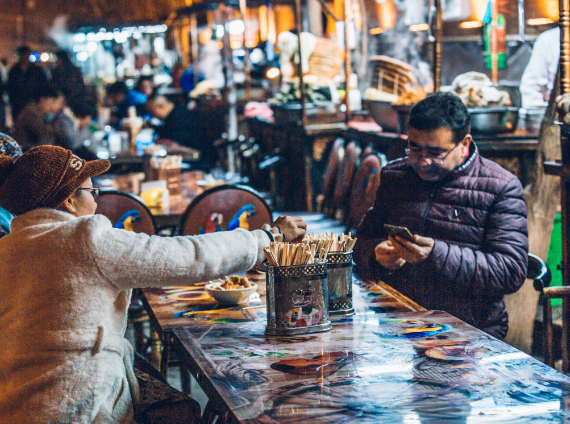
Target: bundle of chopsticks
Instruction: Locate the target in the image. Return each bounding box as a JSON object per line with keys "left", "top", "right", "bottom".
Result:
{"left": 150, "top": 155, "right": 182, "bottom": 169}
{"left": 302, "top": 233, "right": 357, "bottom": 253}
{"left": 264, "top": 242, "right": 320, "bottom": 267}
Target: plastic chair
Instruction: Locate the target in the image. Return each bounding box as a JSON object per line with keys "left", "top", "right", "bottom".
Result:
{"left": 95, "top": 189, "right": 156, "bottom": 357}
{"left": 345, "top": 152, "right": 383, "bottom": 232}
{"left": 179, "top": 184, "right": 273, "bottom": 236}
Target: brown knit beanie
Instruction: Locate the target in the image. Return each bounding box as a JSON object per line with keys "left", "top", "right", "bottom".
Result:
{"left": 0, "top": 145, "right": 110, "bottom": 215}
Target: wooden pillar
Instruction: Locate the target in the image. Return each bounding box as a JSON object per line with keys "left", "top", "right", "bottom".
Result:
{"left": 294, "top": 0, "right": 306, "bottom": 127}
{"left": 238, "top": 0, "right": 252, "bottom": 101}
{"left": 344, "top": 0, "right": 352, "bottom": 122}
{"left": 433, "top": 0, "right": 442, "bottom": 92}
{"left": 308, "top": 0, "right": 323, "bottom": 37}
{"left": 560, "top": 0, "right": 570, "bottom": 373}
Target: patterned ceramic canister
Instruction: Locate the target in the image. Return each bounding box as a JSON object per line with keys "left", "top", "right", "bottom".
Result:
{"left": 265, "top": 261, "right": 332, "bottom": 335}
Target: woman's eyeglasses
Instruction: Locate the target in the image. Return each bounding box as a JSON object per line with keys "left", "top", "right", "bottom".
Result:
{"left": 405, "top": 142, "right": 461, "bottom": 165}
{"left": 77, "top": 187, "right": 101, "bottom": 199}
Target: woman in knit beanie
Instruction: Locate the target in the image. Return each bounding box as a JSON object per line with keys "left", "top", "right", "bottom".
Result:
{"left": 0, "top": 145, "right": 306, "bottom": 423}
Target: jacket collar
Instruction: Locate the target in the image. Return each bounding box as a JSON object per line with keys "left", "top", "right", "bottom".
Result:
{"left": 10, "top": 209, "right": 76, "bottom": 233}
{"left": 449, "top": 140, "right": 478, "bottom": 177}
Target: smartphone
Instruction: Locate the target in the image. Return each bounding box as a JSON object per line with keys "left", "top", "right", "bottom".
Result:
{"left": 384, "top": 224, "right": 415, "bottom": 243}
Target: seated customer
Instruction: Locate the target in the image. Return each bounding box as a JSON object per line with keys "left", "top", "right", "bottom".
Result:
{"left": 145, "top": 92, "right": 211, "bottom": 163}
{"left": 353, "top": 92, "right": 528, "bottom": 339}
{"left": 14, "top": 85, "right": 62, "bottom": 151}
{"left": 0, "top": 145, "right": 306, "bottom": 423}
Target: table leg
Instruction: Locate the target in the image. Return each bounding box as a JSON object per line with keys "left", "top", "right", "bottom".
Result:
{"left": 180, "top": 362, "right": 191, "bottom": 394}
{"left": 200, "top": 400, "right": 218, "bottom": 424}
{"left": 150, "top": 329, "right": 162, "bottom": 371}
{"left": 160, "top": 334, "right": 171, "bottom": 377}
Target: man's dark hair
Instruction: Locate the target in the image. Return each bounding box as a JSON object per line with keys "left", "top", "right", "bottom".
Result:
{"left": 408, "top": 92, "right": 470, "bottom": 144}
{"left": 106, "top": 81, "right": 128, "bottom": 96}
{"left": 32, "top": 85, "right": 61, "bottom": 102}
{"left": 73, "top": 103, "right": 97, "bottom": 119}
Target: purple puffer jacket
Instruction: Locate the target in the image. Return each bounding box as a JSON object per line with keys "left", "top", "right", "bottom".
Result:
{"left": 354, "top": 143, "right": 528, "bottom": 339}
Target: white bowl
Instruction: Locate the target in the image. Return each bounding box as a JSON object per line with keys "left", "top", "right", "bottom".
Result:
{"left": 205, "top": 281, "right": 258, "bottom": 305}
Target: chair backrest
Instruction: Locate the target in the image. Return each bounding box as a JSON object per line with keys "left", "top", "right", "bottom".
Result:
{"left": 95, "top": 189, "right": 157, "bottom": 236}
{"left": 332, "top": 141, "right": 361, "bottom": 207}
{"left": 345, "top": 153, "right": 382, "bottom": 231}
{"left": 322, "top": 138, "right": 344, "bottom": 202}
{"left": 179, "top": 184, "right": 273, "bottom": 236}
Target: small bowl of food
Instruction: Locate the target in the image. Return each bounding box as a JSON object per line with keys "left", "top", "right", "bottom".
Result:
{"left": 205, "top": 276, "right": 258, "bottom": 305}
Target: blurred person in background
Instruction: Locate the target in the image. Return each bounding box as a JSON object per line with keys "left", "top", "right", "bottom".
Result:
{"left": 131, "top": 75, "right": 154, "bottom": 119}
{"left": 52, "top": 50, "right": 86, "bottom": 111}
{"left": 14, "top": 86, "right": 62, "bottom": 151}
{"left": 53, "top": 99, "right": 97, "bottom": 160}
{"left": 106, "top": 81, "right": 130, "bottom": 129}
{"left": 145, "top": 91, "right": 210, "bottom": 163}
{"left": 520, "top": 26, "right": 559, "bottom": 108}
{"left": 7, "top": 46, "right": 49, "bottom": 122}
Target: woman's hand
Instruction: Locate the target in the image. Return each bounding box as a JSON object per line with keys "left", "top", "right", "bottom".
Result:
{"left": 271, "top": 216, "right": 307, "bottom": 243}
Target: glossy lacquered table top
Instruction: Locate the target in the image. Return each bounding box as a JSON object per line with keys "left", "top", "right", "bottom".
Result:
{"left": 141, "top": 276, "right": 420, "bottom": 333}
{"left": 174, "top": 311, "right": 570, "bottom": 423}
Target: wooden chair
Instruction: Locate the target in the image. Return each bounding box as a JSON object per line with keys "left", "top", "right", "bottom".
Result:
{"left": 530, "top": 253, "right": 562, "bottom": 368}
{"left": 95, "top": 189, "right": 156, "bottom": 359}
{"left": 322, "top": 138, "right": 345, "bottom": 212}
{"left": 332, "top": 141, "right": 361, "bottom": 221}
{"left": 96, "top": 189, "right": 157, "bottom": 236}
{"left": 179, "top": 184, "right": 272, "bottom": 236}
{"left": 345, "top": 152, "right": 383, "bottom": 233}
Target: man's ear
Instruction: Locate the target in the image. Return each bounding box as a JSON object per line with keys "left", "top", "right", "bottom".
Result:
{"left": 59, "top": 196, "right": 76, "bottom": 215}
{"left": 461, "top": 134, "right": 472, "bottom": 152}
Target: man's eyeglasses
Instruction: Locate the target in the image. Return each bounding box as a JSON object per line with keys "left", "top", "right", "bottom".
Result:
{"left": 77, "top": 187, "right": 101, "bottom": 199}
{"left": 405, "top": 142, "right": 461, "bottom": 165}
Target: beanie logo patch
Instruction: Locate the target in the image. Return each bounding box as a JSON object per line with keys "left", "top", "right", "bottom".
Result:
{"left": 69, "top": 155, "right": 83, "bottom": 171}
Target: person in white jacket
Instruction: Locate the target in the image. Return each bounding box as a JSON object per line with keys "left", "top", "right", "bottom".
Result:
{"left": 520, "top": 26, "right": 560, "bottom": 108}
{"left": 0, "top": 145, "right": 306, "bottom": 423}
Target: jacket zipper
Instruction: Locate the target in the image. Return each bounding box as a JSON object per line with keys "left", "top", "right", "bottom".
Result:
{"left": 421, "top": 184, "right": 438, "bottom": 232}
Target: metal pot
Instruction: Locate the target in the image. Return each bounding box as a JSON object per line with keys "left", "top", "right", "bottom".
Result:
{"left": 468, "top": 107, "right": 519, "bottom": 135}
{"left": 365, "top": 100, "right": 399, "bottom": 132}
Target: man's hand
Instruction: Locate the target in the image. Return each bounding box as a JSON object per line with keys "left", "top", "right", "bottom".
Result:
{"left": 375, "top": 240, "right": 406, "bottom": 270}
{"left": 389, "top": 234, "right": 435, "bottom": 264}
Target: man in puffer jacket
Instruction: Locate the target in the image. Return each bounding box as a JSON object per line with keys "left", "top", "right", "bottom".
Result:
{"left": 354, "top": 93, "right": 528, "bottom": 339}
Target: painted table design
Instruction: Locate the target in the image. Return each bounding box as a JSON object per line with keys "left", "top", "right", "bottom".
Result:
{"left": 174, "top": 311, "right": 570, "bottom": 423}
{"left": 141, "top": 277, "right": 419, "bottom": 333}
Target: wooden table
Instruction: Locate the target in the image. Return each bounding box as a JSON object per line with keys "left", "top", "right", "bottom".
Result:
{"left": 174, "top": 311, "right": 570, "bottom": 423}
{"left": 141, "top": 276, "right": 420, "bottom": 376}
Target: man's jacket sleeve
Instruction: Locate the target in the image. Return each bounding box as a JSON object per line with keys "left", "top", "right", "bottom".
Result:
{"left": 423, "top": 177, "right": 529, "bottom": 298}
